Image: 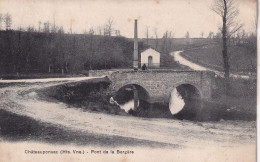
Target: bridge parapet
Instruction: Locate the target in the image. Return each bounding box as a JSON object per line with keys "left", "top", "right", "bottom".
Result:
{"left": 89, "top": 69, "right": 133, "bottom": 79}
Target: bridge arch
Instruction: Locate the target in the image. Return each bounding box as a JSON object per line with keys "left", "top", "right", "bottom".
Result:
{"left": 173, "top": 82, "right": 203, "bottom": 98}
{"left": 169, "top": 83, "right": 202, "bottom": 120}
{"left": 114, "top": 83, "right": 150, "bottom": 105}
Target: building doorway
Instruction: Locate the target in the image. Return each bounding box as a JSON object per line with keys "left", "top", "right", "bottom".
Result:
{"left": 148, "top": 56, "right": 153, "bottom": 67}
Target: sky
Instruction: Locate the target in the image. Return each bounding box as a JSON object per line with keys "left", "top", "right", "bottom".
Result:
{"left": 0, "top": 0, "right": 257, "bottom": 38}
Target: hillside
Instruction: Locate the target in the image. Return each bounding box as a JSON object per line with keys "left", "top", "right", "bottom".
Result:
{"left": 0, "top": 31, "right": 186, "bottom": 76}
{"left": 0, "top": 31, "right": 135, "bottom": 74}
{"left": 180, "top": 41, "right": 257, "bottom": 74}
{"left": 140, "top": 38, "right": 218, "bottom": 51}
{"left": 141, "top": 36, "right": 256, "bottom": 75}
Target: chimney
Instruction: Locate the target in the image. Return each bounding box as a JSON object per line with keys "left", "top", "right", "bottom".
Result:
{"left": 133, "top": 19, "right": 138, "bottom": 69}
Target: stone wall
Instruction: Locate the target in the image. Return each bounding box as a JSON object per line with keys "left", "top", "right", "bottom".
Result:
{"left": 89, "top": 69, "right": 134, "bottom": 80}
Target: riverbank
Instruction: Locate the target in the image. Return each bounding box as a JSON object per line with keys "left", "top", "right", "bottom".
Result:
{"left": 34, "top": 76, "right": 255, "bottom": 121}
{"left": 171, "top": 50, "right": 256, "bottom": 121}
{"left": 36, "top": 77, "right": 128, "bottom": 116}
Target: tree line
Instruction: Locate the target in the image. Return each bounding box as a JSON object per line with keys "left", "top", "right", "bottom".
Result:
{"left": 0, "top": 12, "right": 180, "bottom": 75}
{"left": 0, "top": 13, "right": 140, "bottom": 75}
{"left": 0, "top": 30, "right": 136, "bottom": 74}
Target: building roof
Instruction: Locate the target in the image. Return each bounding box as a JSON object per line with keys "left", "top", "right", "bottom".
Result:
{"left": 141, "top": 48, "right": 160, "bottom": 55}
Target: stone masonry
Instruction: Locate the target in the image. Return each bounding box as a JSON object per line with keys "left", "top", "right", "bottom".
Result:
{"left": 90, "top": 69, "right": 215, "bottom": 103}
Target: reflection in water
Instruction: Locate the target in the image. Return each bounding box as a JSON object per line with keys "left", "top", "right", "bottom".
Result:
{"left": 118, "top": 88, "right": 185, "bottom": 115}
{"left": 169, "top": 88, "right": 185, "bottom": 114}
{"left": 119, "top": 99, "right": 139, "bottom": 112}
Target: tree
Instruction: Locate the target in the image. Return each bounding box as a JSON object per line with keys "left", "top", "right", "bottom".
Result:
{"left": 88, "top": 27, "right": 95, "bottom": 69}
{"left": 43, "top": 22, "right": 50, "bottom": 33}
{"left": 38, "top": 21, "right": 42, "bottom": 32}
{"left": 51, "top": 21, "right": 57, "bottom": 33}
{"left": 145, "top": 26, "right": 150, "bottom": 44}
{"left": 185, "top": 31, "right": 190, "bottom": 45}
{"left": 240, "top": 29, "right": 246, "bottom": 43}
{"left": 51, "top": 14, "right": 57, "bottom": 33}
{"left": 153, "top": 27, "right": 159, "bottom": 50}
{"left": 185, "top": 32, "right": 190, "bottom": 38}
{"left": 200, "top": 32, "right": 204, "bottom": 38}
{"left": 27, "top": 26, "right": 36, "bottom": 32}
{"left": 89, "top": 27, "right": 95, "bottom": 35}
{"left": 207, "top": 31, "right": 214, "bottom": 38}
{"left": 97, "top": 26, "right": 102, "bottom": 35}
{"left": 0, "top": 14, "right": 3, "bottom": 30}
{"left": 70, "top": 19, "right": 74, "bottom": 34}
{"left": 104, "top": 18, "right": 114, "bottom": 36}
{"left": 211, "top": 0, "right": 243, "bottom": 81}
{"left": 161, "top": 30, "right": 174, "bottom": 53}
{"left": 4, "top": 13, "right": 12, "bottom": 30}
{"left": 57, "top": 26, "right": 64, "bottom": 34}
{"left": 214, "top": 31, "right": 222, "bottom": 38}
{"left": 115, "top": 30, "right": 120, "bottom": 36}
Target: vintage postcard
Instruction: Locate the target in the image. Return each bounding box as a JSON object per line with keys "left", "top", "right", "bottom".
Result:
{"left": 0, "top": 0, "right": 257, "bottom": 161}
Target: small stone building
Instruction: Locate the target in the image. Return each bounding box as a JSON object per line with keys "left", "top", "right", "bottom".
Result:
{"left": 141, "top": 48, "right": 160, "bottom": 68}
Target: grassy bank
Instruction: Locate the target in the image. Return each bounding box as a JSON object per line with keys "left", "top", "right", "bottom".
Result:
{"left": 208, "top": 76, "right": 256, "bottom": 121}
{"left": 36, "top": 78, "right": 128, "bottom": 116}
{"left": 181, "top": 44, "right": 256, "bottom": 74}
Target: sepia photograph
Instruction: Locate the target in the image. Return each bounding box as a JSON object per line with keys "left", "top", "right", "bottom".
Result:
{"left": 0, "top": 0, "right": 257, "bottom": 161}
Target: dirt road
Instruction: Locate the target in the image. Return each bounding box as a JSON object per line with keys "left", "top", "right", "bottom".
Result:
{"left": 171, "top": 51, "right": 251, "bottom": 79}
{"left": 0, "top": 77, "right": 256, "bottom": 161}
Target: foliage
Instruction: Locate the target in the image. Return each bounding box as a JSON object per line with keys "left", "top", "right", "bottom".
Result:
{"left": 0, "top": 31, "right": 133, "bottom": 74}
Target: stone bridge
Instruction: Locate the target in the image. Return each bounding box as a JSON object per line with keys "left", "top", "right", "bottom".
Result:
{"left": 90, "top": 69, "right": 216, "bottom": 104}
